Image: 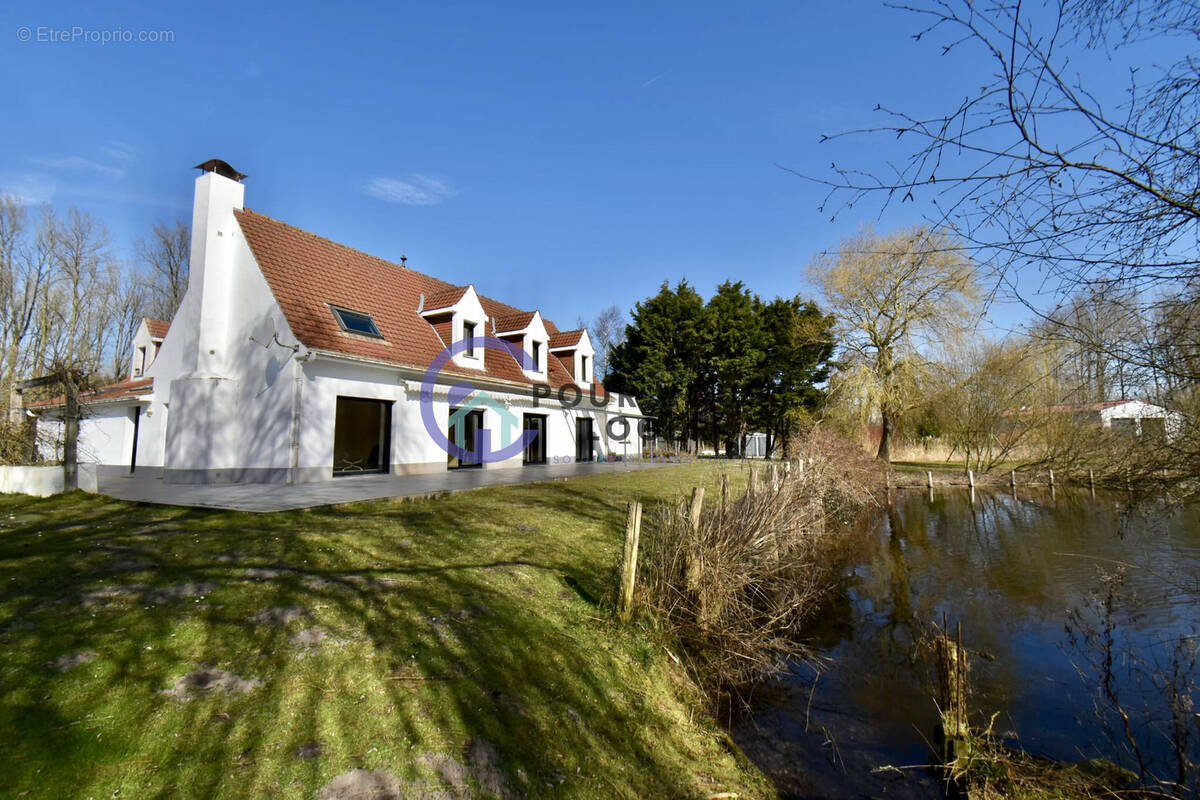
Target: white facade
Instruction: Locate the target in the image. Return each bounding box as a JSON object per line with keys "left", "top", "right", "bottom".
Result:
{"left": 35, "top": 163, "right": 646, "bottom": 485}
{"left": 1095, "top": 400, "right": 1183, "bottom": 438}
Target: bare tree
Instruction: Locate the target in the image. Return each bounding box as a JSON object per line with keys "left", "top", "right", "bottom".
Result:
{"left": 137, "top": 219, "right": 189, "bottom": 320}
{"left": 805, "top": 1, "right": 1200, "bottom": 386}
{"left": 581, "top": 304, "right": 627, "bottom": 381}
{"left": 106, "top": 265, "right": 150, "bottom": 380}
{"left": 936, "top": 337, "right": 1060, "bottom": 471}
{"left": 810, "top": 224, "right": 980, "bottom": 462}
{"left": 0, "top": 198, "right": 56, "bottom": 417}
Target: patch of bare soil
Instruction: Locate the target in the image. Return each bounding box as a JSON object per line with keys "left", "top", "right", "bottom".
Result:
{"left": 317, "top": 769, "right": 404, "bottom": 800}
{"left": 163, "top": 669, "right": 261, "bottom": 700}
{"left": 49, "top": 650, "right": 98, "bottom": 672}
{"left": 242, "top": 566, "right": 293, "bottom": 580}
{"left": 295, "top": 741, "right": 323, "bottom": 760}
{"left": 145, "top": 582, "right": 217, "bottom": 603}
{"left": 419, "top": 752, "right": 470, "bottom": 795}
{"left": 465, "top": 738, "right": 512, "bottom": 799}
{"left": 78, "top": 583, "right": 148, "bottom": 606}
{"left": 250, "top": 606, "right": 309, "bottom": 625}
{"left": 418, "top": 738, "right": 512, "bottom": 799}
{"left": 288, "top": 626, "right": 347, "bottom": 656}
{"left": 302, "top": 575, "right": 336, "bottom": 591}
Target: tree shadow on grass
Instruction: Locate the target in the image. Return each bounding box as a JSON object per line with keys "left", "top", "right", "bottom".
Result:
{"left": 0, "top": 472, "right": 760, "bottom": 799}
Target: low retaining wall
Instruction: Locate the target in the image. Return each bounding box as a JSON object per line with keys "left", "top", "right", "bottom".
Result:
{"left": 0, "top": 465, "right": 63, "bottom": 497}
{"left": 0, "top": 464, "right": 99, "bottom": 496}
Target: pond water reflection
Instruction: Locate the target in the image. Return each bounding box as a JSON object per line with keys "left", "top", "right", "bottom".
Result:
{"left": 732, "top": 489, "right": 1200, "bottom": 799}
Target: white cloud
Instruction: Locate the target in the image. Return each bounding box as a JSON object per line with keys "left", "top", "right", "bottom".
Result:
{"left": 0, "top": 173, "right": 58, "bottom": 205}
{"left": 101, "top": 140, "right": 137, "bottom": 163}
{"left": 363, "top": 174, "right": 457, "bottom": 206}
{"left": 30, "top": 155, "right": 124, "bottom": 179}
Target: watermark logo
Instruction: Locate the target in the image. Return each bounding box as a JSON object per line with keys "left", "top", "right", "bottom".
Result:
{"left": 419, "top": 336, "right": 539, "bottom": 465}
{"left": 16, "top": 26, "right": 175, "bottom": 44}
{"left": 419, "top": 336, "right": 656, "bottom": 464}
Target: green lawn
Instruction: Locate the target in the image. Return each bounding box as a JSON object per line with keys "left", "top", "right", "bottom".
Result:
{"left": 0, "top": 463, "right": 773, "bottom": 800}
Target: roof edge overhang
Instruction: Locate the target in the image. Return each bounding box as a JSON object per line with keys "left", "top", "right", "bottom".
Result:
{"left": 304, "top": 348, "right": 617, "bottom": 408}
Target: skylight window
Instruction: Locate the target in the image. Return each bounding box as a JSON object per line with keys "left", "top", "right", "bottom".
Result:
{"left": 331, "top": 306, "right": 383, "bottom": 338}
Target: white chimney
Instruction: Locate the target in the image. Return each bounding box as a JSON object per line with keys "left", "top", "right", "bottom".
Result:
{"left": 182, "top": 160, "right": 245, "bottom": 375}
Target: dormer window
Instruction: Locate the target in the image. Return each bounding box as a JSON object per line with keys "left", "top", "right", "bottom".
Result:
{"left": 531, "top": 340, "right": 542, "bottom": 371}
{"left": 463, "top": 321, "right": 477, "bottom": 356}
{"left": 580, "top": 354, "right": 589, "bottom": 381}
{"left": 332, "top": 306, "right": 383, "bottom": 338}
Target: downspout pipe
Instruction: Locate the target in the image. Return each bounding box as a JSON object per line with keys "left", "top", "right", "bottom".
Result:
{"left": 287, "top": 351, "right": 311, "bottom": 484}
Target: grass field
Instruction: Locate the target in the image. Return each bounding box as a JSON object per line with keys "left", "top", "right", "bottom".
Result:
{"left": 0, "top": 463, "right": 774, "bottom": 799}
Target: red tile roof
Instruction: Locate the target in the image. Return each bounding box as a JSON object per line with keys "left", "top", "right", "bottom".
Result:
{"left": 234, "top": 209, "right": 603, "bottom": 397}
{"left": 29, "top": 377, "right": 154, "bottom": 410}
{"left": 549, "top": 330, "right": 585, "bottom": 349}
{"left": 145, "top": 318, "right": 170, "bottom": 338}
{"left": 493, "top": 311, "right": 536, "bottom": 333}
{"left": 422, "top": 286, "right": 469, "bottom": 312}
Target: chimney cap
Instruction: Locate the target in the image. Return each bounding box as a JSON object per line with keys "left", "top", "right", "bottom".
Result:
{"left": 194, "top": 159, "right": 247, "bottom": 182}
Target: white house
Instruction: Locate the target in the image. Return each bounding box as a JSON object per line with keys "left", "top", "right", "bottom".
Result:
{"left": 1073, "top": 399, "right": 1183, "bottom": 438}
{"left": 33, "top": 160, "right": 646, "bottom": 484}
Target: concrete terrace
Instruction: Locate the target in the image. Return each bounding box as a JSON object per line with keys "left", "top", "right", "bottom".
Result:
{"left": 97, "top": 459, "right": 679, "bottom": 512}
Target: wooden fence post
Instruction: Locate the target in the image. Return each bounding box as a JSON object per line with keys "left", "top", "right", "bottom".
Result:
{"left": 1089, "top": 469, "right": 1095, "bottom": 498}
{"left": 927, "top": 470, "right": 934, "bottom": 490}
{"left": 720, "top": 473, "right": 729, "bottom": 517}
{"left": 688, "top": 486, "right": 705, "bottom": 533}
{"left": 618, "top": 501, "right": 643, "bottom": 621}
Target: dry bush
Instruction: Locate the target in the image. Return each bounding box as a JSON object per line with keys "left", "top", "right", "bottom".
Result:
{"left": 640, "top": 430, "right": 882, "bottom": 701}
{"left": 0, "top": 419, "right": 41, "bottom": 465}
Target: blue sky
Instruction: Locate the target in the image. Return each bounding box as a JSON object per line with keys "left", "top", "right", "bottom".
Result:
{"left": 2, "top": 1, "right": 1018, "bottom": 332}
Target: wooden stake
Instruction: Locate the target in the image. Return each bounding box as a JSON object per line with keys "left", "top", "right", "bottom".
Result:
{"left": 927, "top": 470, "right": 934, "bottom": 490}
{"left": 720, "top": 473, "right": 729, "bottom": 517}
{"left": 688, "top": 487, "right": 705, "bottom": 533}
{"left": 1089, "top": 469, "right": 1095, "bottom": 498}
{"left": 747, "top": 466, "right": 757, "bottom": 495}
{"left": 618, "top": 501, "right": 643, "bottom": 621}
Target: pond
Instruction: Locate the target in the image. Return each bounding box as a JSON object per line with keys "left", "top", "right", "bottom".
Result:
{"left": 731, "top": 488, "right": 1200, "bottom": 799}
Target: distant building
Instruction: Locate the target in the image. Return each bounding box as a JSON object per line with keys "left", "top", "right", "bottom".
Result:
{"left": 1044, "top": 399, "right": 1182, "bottom": 439}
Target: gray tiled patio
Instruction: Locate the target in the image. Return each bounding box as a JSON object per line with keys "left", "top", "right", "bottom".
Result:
{"left": 96, "top": 459, "right": 677, "bottom": 513}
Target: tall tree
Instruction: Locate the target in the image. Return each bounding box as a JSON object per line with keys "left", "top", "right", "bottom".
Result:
{"left": 753, "top": 296, "right": 835, "bottom": 458}
{"left": 608, "top": 281, "right": 707, "bottom": 446}
{"left": 810, "top": 225, "right": 979, "bottom": 462}
{"left": 137, "top": 219, "right": 189, "bottom": 320}
{"left": 704, "top": 281, "right": 767, "bottom": 455}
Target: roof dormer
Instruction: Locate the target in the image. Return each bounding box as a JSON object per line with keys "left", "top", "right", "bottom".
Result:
{"left": 494, "top": 310, "right": 549, "bottom": 377}
{"left": 549, "top": 329, "right": 595, "bottom": 387}
{"left": 130, "top": 317, "right": 170, "bottom": 379}
{"left": 420, "top": 284, "right": 487, "bottom": 370}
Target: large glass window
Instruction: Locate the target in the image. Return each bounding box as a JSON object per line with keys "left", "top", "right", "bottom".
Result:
{"left": 333, "top": 397, "right": 391, "bottom": 475}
